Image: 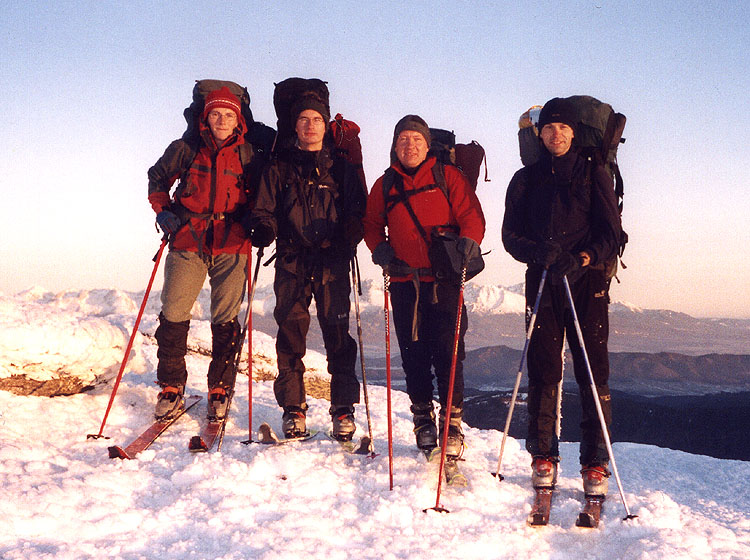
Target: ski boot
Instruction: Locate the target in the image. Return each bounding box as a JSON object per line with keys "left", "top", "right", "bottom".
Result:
{"left": 207, "top": 386, "right": 232, "bottom": 420}
{"left": 411, "top": 402, "right": 438, "bottom": 451}
{"left": 154, "top": 385, "right": 185, "bottom": 420}
{"left": 330, "top": 405, "right": 356, "bottom": 442}
{"left": 531, "top": 456, "right": 558, "bottom": 489}
{"left": 282, "top": 404, "right": 308, "bottom": 438}
{"left": 439, "top": 406, "right": 465, "bottom": 459}
{"left": 581, "top": 464, "right": 610, "bottom": 496}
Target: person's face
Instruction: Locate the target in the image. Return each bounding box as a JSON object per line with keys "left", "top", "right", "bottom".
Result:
{"left": 395, "top": 130, "right": 429, "bottom": 168}
{"left": 295, "top": 109, "right": 327, "bottom": 151}
{"left": 540, "top": 123, "right": 574, "bottom": 157}
{"left": 207, "top": 108, "right": 238, "bottom": 143}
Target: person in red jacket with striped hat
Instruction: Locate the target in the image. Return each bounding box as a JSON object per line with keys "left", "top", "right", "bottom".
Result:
{"left": 363, "top": 115, "right": 485, "bottom": 458}
{"left": 147, "top": 86, "right": 254, "bottom": 421}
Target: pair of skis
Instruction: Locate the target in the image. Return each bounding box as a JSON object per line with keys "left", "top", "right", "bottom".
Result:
{"left": 527, "top": 486, "right": 604, "bottom": 528}
{"left": 107, "top": 395, "right": 232, "bottom": 459}
{"left": 257, "top": 422, "right": 374, "bottom": 456}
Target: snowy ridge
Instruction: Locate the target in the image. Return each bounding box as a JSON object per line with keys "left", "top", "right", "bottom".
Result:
{"left": 1, "top": 289, "right": 749, "bottom": 558}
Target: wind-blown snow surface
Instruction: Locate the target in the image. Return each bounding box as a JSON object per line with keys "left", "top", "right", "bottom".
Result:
{"left": 1, "top": 289, "right": 749, "bottom": 560}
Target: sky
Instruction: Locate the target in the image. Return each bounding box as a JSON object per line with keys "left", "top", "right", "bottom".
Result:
{"left": 2, "top": 1, "right": 749, "bottom": 318}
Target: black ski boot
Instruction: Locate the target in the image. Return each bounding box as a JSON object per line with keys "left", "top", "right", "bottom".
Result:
{"left": 411, "top": 402, "right": 438, "bottom": 451}
{"left": 282, "top": 404, "right": 308, "bottom": 438}
{"left": 330, "top": 405, "right": 356, "bottom": 441}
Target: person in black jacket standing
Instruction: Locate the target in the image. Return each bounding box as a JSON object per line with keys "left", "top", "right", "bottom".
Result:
{"left": 502, "top": 98, "right": 623, "bottom": 496}
{"left": 246, "top": 92, "right": 366, "bottom": 440}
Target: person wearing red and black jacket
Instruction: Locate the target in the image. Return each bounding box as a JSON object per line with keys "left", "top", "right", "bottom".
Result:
{"left": 502, "top": 97, "right": 623, "bottom": 496}
{"left": 363, "top": 115, "right": 485, "bottom": 459}
{"left": 146, "top": 86, "right": 254, "bottom": 422}
{"left": 246, "top": 94, "right": 367, "bottom": 441}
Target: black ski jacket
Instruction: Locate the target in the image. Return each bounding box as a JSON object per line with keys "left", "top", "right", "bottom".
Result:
{"left": 251, "top": 146, "right": 366, "bottom": 259}
{"left": 502, "top": 148, "right": 622, "bottom": 274}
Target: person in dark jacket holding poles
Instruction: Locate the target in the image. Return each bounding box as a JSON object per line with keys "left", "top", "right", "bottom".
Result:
{"left": 247, "top": 91, "right": 366, "bottom": 440}
{"left": 147, "top": 86, "right": 255, "bottom": 422}
{"left": 363, "top": 115, "right": 485, "bottom": 458}
{"left": 502, "top": 97, "right": 623, "bottom": 496}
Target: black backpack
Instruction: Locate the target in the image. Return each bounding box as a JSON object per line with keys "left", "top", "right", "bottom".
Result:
{"left": 518, "top": 96, "right": 628, "bottom": 279}
{"left": 272, "top": 77, "right": 330, "bottom": 151}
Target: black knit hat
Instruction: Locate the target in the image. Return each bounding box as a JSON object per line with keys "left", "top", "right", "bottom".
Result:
{"left": 291, "top": 93, "right": 330, "bottom": 124}
{"left": 537, "top": 97, "right": 578, "bottom": 132}
{"left": 392, "top": 114, "right": 431, "bottom": 147}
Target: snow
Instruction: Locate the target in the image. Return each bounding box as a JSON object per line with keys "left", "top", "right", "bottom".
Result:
{"left": 2, "top": 289, "right": 749, "bottom": 559}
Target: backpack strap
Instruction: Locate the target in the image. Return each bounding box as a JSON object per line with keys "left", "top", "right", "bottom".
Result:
{"left": 382, "top": 163, "right": 452, "bottom": 220}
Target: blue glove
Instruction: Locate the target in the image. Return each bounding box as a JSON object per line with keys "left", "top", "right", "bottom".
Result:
{"left": 372, "top": 242, "right": 395, "bottom": 267}
{"left": 156, "top": 210, "right": 181, "bottom": 235}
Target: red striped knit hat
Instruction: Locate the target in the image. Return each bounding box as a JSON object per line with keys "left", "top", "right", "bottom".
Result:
{"left": 201, "top": 86, "right": 242, "bottom": 120}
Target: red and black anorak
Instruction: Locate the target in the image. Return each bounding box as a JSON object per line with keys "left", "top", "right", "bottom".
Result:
{"left": 147, "top": 118, "right": 250, "bottom": 256}
{"left": 363, "top": 156, "right": 485, "bottom": 282}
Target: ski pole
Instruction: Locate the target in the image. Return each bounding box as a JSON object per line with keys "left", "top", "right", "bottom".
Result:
{"left": 351, "top": 255, "right": 376, "bottom": 457}
{"left": 427, "top": 266, "right": 467, "bottom": 514}
{"left": 384, "top": 272, "right": 394, "bottom": 490}
{"left": 562, "top": 275, "right": 637, "bottom": 521}
{"left": 87, "top": 236, "right": 168, "bottom": 440}
{"left": 494, "top": 268, "right": 547, "bottom": 479}
{"left": 241, "top": 246, "right": 264, "bottom": 445}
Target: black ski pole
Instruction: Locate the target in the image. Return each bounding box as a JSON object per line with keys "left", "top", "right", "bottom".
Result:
{"left": 426, "top": 266, "right": 467, "bottom": 514}
{"left": 562, "top": 275, "right": 637, "bottom": 521}
{"left": 493, "top": 268, "right": 548, "bottom": 479}
{"left": 87, "top": 235, "right": 168, "bottom": 440}
{"left": 241, "top": 246, "right": 264, "bottom": 445}
{"left": 351, "top": 255, "right": 376, "bottom": 457}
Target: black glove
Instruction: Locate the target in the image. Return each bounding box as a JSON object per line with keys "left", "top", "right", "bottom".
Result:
{"left": 156, "top": 210, "right": 181, "bottom": 235}
{"left": 549, "top": 251, "right": 581, "bottom": 281}
{"left": 456, "top": 236, "right": 481, "bottom": 261}
{"left": 372, "top": 242, "right": 395, "bottom": 267}
{"left": 532, "top": 240, "right": 562, "bottom": 268}
{"left": 343, "top": 216, "right": 364, "bottom": 248}
{"left": 250, "top": 223, "right": 275, "bottom": 248}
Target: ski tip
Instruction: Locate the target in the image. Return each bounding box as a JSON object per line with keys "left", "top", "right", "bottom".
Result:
{"left": 107, "top": 446, "right": 131, "bottom": 460}
{"left": 575, "top": 513, "right": 598, "bottom": 528}
{"left": 188, "top": 435, "right": 208, "bottom": 452}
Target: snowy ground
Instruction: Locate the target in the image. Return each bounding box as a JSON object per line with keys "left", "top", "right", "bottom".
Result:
{"left": 1, "top": 290, "right": 749, "bottom": 559}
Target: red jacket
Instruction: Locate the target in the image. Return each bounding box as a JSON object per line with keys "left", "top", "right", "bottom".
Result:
{"left": 147, "top": 118, "right": 250, "bottom": 255}
{"left": 363, "top": 157, "right": 485, "bottom": 281}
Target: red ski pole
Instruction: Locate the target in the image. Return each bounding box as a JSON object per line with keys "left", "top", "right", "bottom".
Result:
{"left": 87, "top": 236, "right": 168, "bottom": 440}
{"left": 384, "top": 272, "right": 394, "bottom": 490}
{"left": 426, "top": 267, "right": 466, "bottom": 513}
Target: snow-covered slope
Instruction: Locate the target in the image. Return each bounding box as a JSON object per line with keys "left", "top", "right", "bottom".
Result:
{"left": 1, "top": 289, "right": 749, "bottom": 559}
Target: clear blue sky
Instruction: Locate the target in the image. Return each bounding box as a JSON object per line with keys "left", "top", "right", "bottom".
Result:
{"left": 2, "top": 1, "right": 749, "bottom": 318}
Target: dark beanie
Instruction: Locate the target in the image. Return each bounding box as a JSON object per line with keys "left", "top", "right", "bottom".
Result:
{"left": 392, "top": 114, "right": 431, "bottom": 147}
{"left": 537, "top": 97, "right": 578, "bottom": 132}
{"left": 291, "top": 93, "right": 330, "bottom": 123}
{"left": 202, "top": 86, "right": 243, "bottom": 123}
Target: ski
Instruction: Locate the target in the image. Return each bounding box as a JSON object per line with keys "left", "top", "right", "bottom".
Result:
{"left": 576, "top": 495, "right": 605, "bottom": 528}
{"left": 326, "top": 432, "right": 374, "bottom": 455}
{"left": 420, "top": 448, "right": 467, "bottom": 486}
{"left": 527, "top": 487, "right": 554, "bottom": 526}
{"left": 444, "top": 458, "right": 468, "bottom": 487}
{"left": 188, "top": 392, "right": 234, "bottom": 453}
{"left": 257, "top": 422, "right": 318, "bottom": 445}
{"left": 108, "top": 395, "right": 202, "bottom": 459}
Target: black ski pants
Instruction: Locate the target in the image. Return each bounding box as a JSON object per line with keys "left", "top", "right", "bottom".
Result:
{"left": 525, "top": 267, "right": 613, "bottom": 466}
{"left": 390, "top": 280, "right": 467, "bottom": 411}
{"left": 272, "top": 252, "right": 359, "bottom": 409}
